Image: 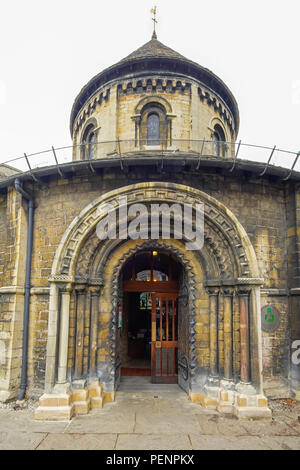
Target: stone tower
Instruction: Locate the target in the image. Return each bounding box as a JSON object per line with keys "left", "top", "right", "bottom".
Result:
{"left": 70, "top": 34, "right": 239, "bottom": 161}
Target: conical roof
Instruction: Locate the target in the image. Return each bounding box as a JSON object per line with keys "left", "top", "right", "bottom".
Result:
{"left": 116, "top": 36, "right": 189, "bottom": 64}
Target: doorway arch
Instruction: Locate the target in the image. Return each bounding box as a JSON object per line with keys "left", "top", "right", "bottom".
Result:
{"left": 40, "top": 182, "right": 269, "bottom": 419}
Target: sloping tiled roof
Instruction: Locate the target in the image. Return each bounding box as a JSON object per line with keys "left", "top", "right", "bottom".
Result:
{"left": 116, "top": 37, "right": 189, "bottom": 64}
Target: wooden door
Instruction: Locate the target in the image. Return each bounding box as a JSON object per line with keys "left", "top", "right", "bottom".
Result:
{"left": 151, "top": 293, "right": 178, "bottom": 383}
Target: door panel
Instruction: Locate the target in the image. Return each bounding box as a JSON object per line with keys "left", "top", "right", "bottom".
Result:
{"left": 151, "top": 293, "right": 178, "bottom": 383}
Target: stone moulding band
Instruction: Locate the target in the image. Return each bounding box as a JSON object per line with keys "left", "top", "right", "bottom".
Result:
{"left": 204, "top": 277, "right": 264, "bottom": 287}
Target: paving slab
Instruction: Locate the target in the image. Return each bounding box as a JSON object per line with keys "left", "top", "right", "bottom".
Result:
{"left": 116, "top": 433, "right": 192, "bottom": 450}
{"left": 189, "top": 434, "right": 272, "bottom": 450}
{"left": 36, "top": 433, "right": 117, "bottom": 450}
{"left": 0, "top": 393, "right": 300, "bottom": 450}
{"left": 260, "top": 436, "right": 300, "bottom": 450}
{"left": 66, "top": 410, "right": 135, "bottom": 434}
{"left": 196, "top": 414, "right": 249, "bottom": 436}
{"left": 134, "top": 411, "right": 199, "bottom": 434}
{"left": 0, "top": 431, "right": 46, "bottom": 450}
{"left": 279, "top": 417, "right": 300, "bottom": 435}
{"left": 0, "top": 410, "right": 69, "bottom": 433}
{"left": 241, "top": 419, "right": 299, "bottom": 437}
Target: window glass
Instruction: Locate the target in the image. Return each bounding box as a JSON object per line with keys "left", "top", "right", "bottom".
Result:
{"left": 147, "top": 113, "right": 160, "bottom": 145}
{"left": 88, "top": 132, "right": 95, "bottom": 159}
{"left": 213, "top": 132, "right": 220, "bottom": 156}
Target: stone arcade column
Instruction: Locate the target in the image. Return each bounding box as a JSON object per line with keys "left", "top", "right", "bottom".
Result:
{"left": 35, "top": 282, "right": 75, "bottom": 420}
{"left": 86, "top": 282, "right": 105, "bottom": 410}
{"left": 56, "top": 285, "right": 72, "bottom": 385}
{"left": 89, "top": 285, "right": 101, "bottom": 379}
{"left": 199, "top": 287, "right": 221, "bottom": 409}
{"left": 35, "top": 279, "right": 106, "bottom": 420}
{"left": 73, "top": 283, "right": 86, "bottom": 382}
{"left": 222, "top": 288, "right": 234, "bottom": 384}
{"left": 217, "top": 287, "right": 235, "bottom": 414}
{"left": 238, "top": 287, "right": 251, "bottom": 384}
{"left": 71, "top": 283, "right": 92, "bottom": 415}
{"left": 208, "top": 287, "right": 219, "bottom": 381}
{"left": 234, "top": 283, "right": 271, "bottom": 419}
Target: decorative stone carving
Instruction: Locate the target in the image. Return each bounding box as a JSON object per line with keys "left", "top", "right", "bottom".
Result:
{"left": 54, "top": 184, "right": 256, "bottom": 282}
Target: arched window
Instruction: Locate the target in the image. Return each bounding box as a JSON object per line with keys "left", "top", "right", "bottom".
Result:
{"left": 138, "top": 102, "right": 169, "bottom": 148}
{"left": 88, "top": 132, "right": 95, "bottom": 159}
{"left": 147, "top": 113, "right": 160, "bottom": 145}
{"left": 213, "top": 125, "right": 226, "bottom": 156}
{"left": 81, "top": 123, "right": 96, "bottom": 160}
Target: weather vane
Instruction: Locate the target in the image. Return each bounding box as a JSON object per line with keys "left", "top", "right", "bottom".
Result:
{"left": 151, "top": 6, "right": 158, "bottom": 38}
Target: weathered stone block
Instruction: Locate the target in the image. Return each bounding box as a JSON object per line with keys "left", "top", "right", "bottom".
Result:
{"left": 34, "top": 405, "right": 73, "bottom": 420}
{"left": 73, "top": 399, "right": 90, "bottom": 415}
{"left": 38, "top": 393, "right": 72, "bottom": 407}
{"left": 90, "top": 396, "right": 104, "bottom": 409}
{"left": 237, "top": 396, "right": 247, "bottom": 407}
{"left": 234, "top": 406, "right": 272, "bottom": 420}
{"left": 103, "top": 391, "right": 115, "bottom": 403}
{"left": 72, "top": 388, "right": 89, "bottom": 402}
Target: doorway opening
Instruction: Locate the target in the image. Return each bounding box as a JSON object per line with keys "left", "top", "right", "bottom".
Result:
{"left": 118, "top": 250, "right": 181, "bottom": 383}
{"left": 122, "top": 291, "right": 152, "bottom": 376}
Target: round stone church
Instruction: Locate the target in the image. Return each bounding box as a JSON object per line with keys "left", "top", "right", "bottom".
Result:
{"left": 0, "top": 32, "right": 299, "bottom": 420}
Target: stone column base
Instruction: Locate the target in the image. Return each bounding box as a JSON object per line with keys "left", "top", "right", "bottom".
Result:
{"left": 72, "top": 388, "right": 91, "bottom": 415}
{"left": 88, "top": 380, "right": 104, "bottom": 409}
{"left": 103, "top": 391, "right": 116, "bottom": 404}
{"left": 34, "top": 393, "right": 74, "bottom": 420}
{"left": 189, "top": 385, "right": 272, "bottom": 420}
{"left": 34, "top": 379, "right": 108, "bottom": 420}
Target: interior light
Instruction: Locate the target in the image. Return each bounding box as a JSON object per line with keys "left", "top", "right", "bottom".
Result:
{"left": 152, "top": 251, "right": 158, "bottom": 256}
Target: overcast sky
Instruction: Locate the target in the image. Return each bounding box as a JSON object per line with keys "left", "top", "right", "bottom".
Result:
{"left": 0, "top": 0, "right": 299, "bottom": 168}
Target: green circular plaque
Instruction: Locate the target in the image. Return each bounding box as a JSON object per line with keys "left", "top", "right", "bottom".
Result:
{"left": 261, "top": 304, "right": 281, "bottom": 333}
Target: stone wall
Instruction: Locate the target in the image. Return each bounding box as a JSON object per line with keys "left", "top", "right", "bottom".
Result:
{"left": 72, "top": 76, "right": 235, "bottom": 161}
{"left": 0, "top": 164, "right": 295, "bottom": 398}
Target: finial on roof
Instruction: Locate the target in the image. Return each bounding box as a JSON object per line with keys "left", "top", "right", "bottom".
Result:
{"left": 150, "top": 6, "right": 158, "bottom": 39}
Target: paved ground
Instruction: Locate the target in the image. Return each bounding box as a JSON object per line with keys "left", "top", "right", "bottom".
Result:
{"left": 0, "top": 390, "right": 300, "bottom": 450}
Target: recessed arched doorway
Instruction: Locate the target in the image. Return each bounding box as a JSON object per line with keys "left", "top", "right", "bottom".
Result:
{"left": 37, "top": 182, "right": 271, "bottom": 421}
{"left": 118, "top": 250, "right": 185, "bottom": 385}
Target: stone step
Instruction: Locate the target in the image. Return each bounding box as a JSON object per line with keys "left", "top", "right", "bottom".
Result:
{"left": 117, "top": 377, "right": 181, "bottom": 392}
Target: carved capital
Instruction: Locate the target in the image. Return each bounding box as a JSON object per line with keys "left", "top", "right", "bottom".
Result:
{"left": 222, "top": 287, "right": 235, "bottom": 297}
{"left": 59, "top": 282, "right": 73, "bottom": 294}
{"left": 88, "top": 285, "right": 101, "bottom": 296}
{"left": 206, "top": 286, "right": 220, "bottom": 296}
{"left": 237, "top": 286, "right": 252, "bottom": 297}
{"left": 74, "top": 283, "right": 86, "bottom": 294}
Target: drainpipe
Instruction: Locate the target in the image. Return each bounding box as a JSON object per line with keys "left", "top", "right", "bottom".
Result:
{"left": 14, "top": 178, "right": 34, "bottom": 400}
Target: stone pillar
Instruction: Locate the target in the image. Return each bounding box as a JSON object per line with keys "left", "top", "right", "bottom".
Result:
{"left": 57, "top": 284, "right": 72, "bottom": 384}
{"left": 238, "top": 287, "right": 251, "bottom": 384}
{"left": 88, "top": 285, "right": 101, "bottom": 378}
{"left": 207, "top": 287, "right": 219, "bottom": 379}
{"left": 222, "top": 288, "right": 234, "bottom": 382}
{"left": 74, "top": 284, "right": 86, "bottom": 380}
{"left": 45, "top": 282, "right": 60, "bottom": 393}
